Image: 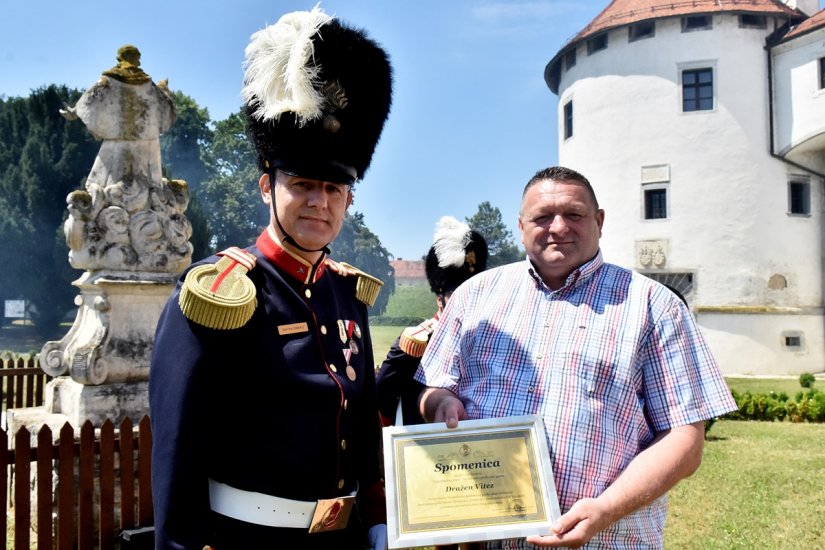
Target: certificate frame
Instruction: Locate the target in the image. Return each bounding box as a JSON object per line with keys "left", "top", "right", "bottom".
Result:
{"left": 383, "top": 414, "right": 561, "bottom": 549}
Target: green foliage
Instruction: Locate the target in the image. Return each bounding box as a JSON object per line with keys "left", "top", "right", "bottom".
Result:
{"left": 799, "top": 372, "right": 816, "bottom": 389}
{"left": 726, "top": 388, "right": 825, "bottom": 423}
{"left": 331, "top": 212, "right": 395, "bottom": 315}
{"left": 0, "top": 86, "right": 99, "bottom": 335}
{"left": 381, "top": 283, "right": 434, "bottom": 319}
{"left": 466, "top": 201, "right": 522, "bottom": 267}
{"left": 160, "top": 91, "right": 214, "bottom": 260}
{"left": 198, "top": 111, "right": 265, "bottom": 253}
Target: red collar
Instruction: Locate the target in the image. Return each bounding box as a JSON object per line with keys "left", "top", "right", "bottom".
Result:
{"left": 256, "top": 227, "right": 327, "bottom": 284}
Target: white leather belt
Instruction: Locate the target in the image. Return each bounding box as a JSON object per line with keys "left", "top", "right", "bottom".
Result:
{"left": 209, "top": 479, "right": 317, "bottom": 528}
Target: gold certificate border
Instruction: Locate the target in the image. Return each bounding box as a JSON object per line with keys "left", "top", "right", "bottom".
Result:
{"left": 383, "top": 414, "right": 561, "bottom": 549}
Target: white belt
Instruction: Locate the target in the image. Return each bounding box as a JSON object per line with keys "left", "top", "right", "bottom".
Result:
{"left": 208, "top": 479, "right": 317, "bottom": 528}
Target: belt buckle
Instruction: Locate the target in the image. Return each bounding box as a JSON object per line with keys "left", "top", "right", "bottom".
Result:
{"left": 308, "top": 495, "right": 355, "bottom": 533}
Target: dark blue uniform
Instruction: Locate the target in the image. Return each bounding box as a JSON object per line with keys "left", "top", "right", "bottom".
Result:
{"left": 150, "top": 230, "right": 385, "bottom": 549}
{"left": 375, "top": 332, "right": 429, "bottom": 426}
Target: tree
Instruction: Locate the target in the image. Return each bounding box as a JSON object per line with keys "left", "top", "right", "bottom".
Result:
{"left": 160, "top": 91, "right": 214, "bottom": 261}
{"left": 0, "top": 86, "right": 99, "bottom": 335}
{"left": 199, "top": 112, "right": 266, "bottom": 252}
{"left": 331, "top": 212, "right": 395, "bottom": 315}
{"left": 466, "top": 201, "right": 523, "bottom": 268}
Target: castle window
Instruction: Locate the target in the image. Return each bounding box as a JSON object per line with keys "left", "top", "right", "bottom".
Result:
{"left": 629, "top": 21, "right": 655, "bottom": 42}
{"left": 587, "top": 33, "right": 607, "bottom": 55}
{"left": 682, "top": 15, "right": 712, "bottom": 32}
{"left": 820, "top": 57, "right": 825, "bottom": 90}
{"left": 644, "top": 188, "right": 668, "bottom": 219}
{"left": 782, "top": 331, "right": 804, "bottom": 352}
{"left": 682, "top": 68, "right": 713, "bottom": 111}
{"left": 789, "top": 179, "right": 810, "bottom": 215}
{"left": 563, "top": 100, "right": 573, "bottom": 140}
{"left": 565, "top": 48, "right": 576, "bottom": 71}
{"left": 739, "top": 15, "right": 767, "bottom": 29}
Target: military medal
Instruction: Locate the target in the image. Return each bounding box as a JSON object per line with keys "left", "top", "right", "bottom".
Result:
{"left": 348, "top": 338, "right": 359, "bottom": 354}
{"left": 353, "top": 322, "right": 361, "bottom": 339}
{"left": 346, "top": 365, "right": 357, "bottom": 381}
{"left": 337, "top": 320, "right": 347, "bottom": 343}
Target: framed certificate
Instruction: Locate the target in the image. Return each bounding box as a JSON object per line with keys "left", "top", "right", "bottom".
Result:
{"left": 383, "top": 414, "right": 561, "bottom": 549}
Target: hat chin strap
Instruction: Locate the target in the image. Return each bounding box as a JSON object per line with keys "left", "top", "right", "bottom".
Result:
{"left": 270, "top": 188, "right": 331, "bottom": 256}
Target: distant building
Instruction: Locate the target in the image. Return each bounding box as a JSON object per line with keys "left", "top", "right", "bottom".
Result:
{"left": 391, "top": 260, "right": 427, "bottom": 285}
{"left": 544, "top": 0, "right": 825, "bottom": 375}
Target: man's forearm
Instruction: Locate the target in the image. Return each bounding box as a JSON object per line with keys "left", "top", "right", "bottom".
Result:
{"left": 597, "top": 421, "right": 705, "bottom": 523}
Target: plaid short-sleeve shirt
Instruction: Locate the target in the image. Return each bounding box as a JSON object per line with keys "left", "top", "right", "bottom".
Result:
{"left": 417, "top": 252, "right": 736, "bottom": 549}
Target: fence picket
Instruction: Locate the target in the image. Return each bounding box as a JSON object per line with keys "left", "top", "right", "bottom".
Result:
{"left": 14, "top": 427, "right": 31, "bottom": 550}
{"left": 137, "top": 415, "right": 153, "bottom": 526}
{"left": 37, "top": 426, "right": 54, "bottom": 550}
{"left": 119, "top": 416, "right": 135, "bottom": 529}
{"left": 57, "top": 423, "right": 74, "bottom": 550}
{"left": 99, "top": 420, "right": 115, "bottom": 549}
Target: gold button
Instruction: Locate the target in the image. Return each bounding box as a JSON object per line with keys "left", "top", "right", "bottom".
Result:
{"left": 329, "top": 364, "right": 337, "bottom": 373}
{"left": 304, "top": 289, "right": 312, "bottom": 299}
{"left": 338, "top": 479, "right": 345, "bottom": 489}
{"left": 341, "top": 439, "right": 347, "bottom": 450}
{"left": 320, "top": 325, "right": 327, "bottom": 335}
{"left": 343, "top": 399, "right": 348, "bottom": 410}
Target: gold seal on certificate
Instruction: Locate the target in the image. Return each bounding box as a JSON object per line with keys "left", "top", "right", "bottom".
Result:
{"left": 382, "top": 415, "right": 561, "bottom": 549}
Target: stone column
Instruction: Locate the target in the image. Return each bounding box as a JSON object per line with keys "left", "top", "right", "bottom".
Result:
{"left": 10, "top": 45, "right": 192, "bottom": 431}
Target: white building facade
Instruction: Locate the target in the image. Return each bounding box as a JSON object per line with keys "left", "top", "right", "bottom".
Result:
{"left": 545, "top": 0, "right": 825, "bottom": 375}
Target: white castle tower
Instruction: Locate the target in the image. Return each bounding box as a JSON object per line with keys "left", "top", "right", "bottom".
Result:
{"left": 545, "top": 0, "right": 825, "bottom": 375}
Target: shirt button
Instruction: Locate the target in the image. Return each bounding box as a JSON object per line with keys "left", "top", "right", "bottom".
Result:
{"left": 320, "top": 325, "right": 327, "bottom": 335}
{"left": 528, "top": 386, "right": 535, "bottom": 393}
{"left": 304, "top": 289, "right": 312, "bottom": 299}
{"left": 338, "top": 479, "right": 345, "bottom": 489}
{"left": 329, "top": 364, "right": 337, "bottom": 373}
{"left": 341, "top": 439, "right": 347, "bottom": 450}
{"left": 536, "top": 354, "right": 543, "bottom": 360}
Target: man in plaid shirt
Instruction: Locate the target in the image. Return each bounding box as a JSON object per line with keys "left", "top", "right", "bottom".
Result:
{"left": 417, "top": 166, "right": 737, "bottom": 549}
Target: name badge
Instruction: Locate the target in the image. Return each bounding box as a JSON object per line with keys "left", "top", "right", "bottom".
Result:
{"left": 278, "top": 322, "right": 309, "bottom": 336}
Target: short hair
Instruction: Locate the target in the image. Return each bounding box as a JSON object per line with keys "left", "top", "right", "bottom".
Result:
{"left": 521, "top": 166, "right": 599, "bottom": 210}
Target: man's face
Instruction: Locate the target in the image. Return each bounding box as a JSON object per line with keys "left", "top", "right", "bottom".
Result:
{"left": 518, "top": 179, "right": 604, "bottom": 289}
{"left": 260, "top": 171, "right": 352, "bottom": 253}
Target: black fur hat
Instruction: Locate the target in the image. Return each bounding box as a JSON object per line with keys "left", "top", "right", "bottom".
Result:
{"left": 425, "top": 217, "right": 489, "bottom": 295}
{"left": 242, "top": 7, "right": 393, "bottom": 184}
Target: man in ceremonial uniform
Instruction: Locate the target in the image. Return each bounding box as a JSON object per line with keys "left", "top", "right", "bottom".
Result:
{"left": 149, "top": 7, "right": 393, "bottom": 549}
{"left": 376, "top": 217, "right": 488, "bottom": 426}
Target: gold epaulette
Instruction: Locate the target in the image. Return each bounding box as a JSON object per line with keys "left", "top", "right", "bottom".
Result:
{"left": 178, "top": 247, "right": 258, "bottom": 330}
{"left": 398, "top": 318, "right": 437, "bottom": 358}
{"left": 325, "top": 260, "right": 384, "bottom": 307}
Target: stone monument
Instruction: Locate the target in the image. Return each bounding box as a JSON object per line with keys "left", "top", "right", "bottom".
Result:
{"left": 10, "top": 45, "right": 192, "bottom": 430}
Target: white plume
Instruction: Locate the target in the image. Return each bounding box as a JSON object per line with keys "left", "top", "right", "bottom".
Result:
{"left": 242, "top": 6, "right": 332, "bottom": 124}
{"left": 432, "top": 216, "right": 471, "bottom": 268}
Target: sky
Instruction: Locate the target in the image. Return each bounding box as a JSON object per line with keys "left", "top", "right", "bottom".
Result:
{"left": 2, "top": 0, "right": 620, "bottom": 260}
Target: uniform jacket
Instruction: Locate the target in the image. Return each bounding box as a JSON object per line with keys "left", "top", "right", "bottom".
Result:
{"left": 150, "top": 229, "right": 385, "bottom": 549}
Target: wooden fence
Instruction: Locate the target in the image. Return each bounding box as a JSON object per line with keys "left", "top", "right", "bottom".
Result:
{"left": 1, "top": 356, "right": 51, "bottom": 429}
{"left": 0, "top": 358, "right": 154, "bottom": 549}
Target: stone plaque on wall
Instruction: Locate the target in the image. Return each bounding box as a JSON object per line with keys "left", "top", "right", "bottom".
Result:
{"left": 641, "top": 164, "right": 670, "bottom": 184}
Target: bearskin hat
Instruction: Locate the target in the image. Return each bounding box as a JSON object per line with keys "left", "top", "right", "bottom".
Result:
{"left": 242, "top": 7, "right": 393, "bottom": 184}
{"left": 425, "top": 217, "right": 489, "bottom": 295}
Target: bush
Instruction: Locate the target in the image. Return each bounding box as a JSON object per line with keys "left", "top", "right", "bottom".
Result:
{"left": 799, "top": 372, "right": 816, "bottom": 389}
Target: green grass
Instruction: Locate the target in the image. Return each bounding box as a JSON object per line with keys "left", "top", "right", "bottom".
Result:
{"left": 666, "top": 420, "right": 825, "bottom": 549}
{"left": 371, "top": 325, "right": 406, "bottom": 365}
{"left": 725, "top": 376, "right": 811, "bottom": 396}
{"left": 383, "top": 283, "right": 435, "bottom": 319}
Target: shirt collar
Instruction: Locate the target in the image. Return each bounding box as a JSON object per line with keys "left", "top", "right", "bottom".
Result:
{"left": 255, "top": 226, "right": 327, "bottom": 284}
{"left": 526, "top": 249, "right": 603, "bottom": 292}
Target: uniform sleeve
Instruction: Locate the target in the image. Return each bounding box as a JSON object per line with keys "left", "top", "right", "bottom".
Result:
{"left": 149, "top": 288, "right": 215, "bottom": 549}
{"left": 639, "top": 289, "right": 737, "bottom": 432}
